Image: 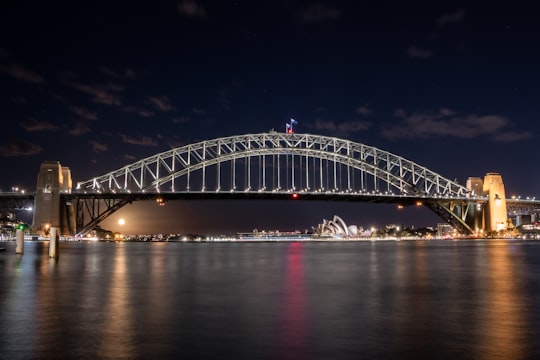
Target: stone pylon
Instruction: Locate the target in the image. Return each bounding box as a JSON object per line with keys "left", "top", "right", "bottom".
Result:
{"left": 483, "top": 172, "right": 508, "bottom": 233}
{"left": 33, "top": 161, "right": 75, "bottom": 236}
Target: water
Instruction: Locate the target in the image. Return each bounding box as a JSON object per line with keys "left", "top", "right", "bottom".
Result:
{"left": 1, "top": 239, "right": 539, "bottom": 360}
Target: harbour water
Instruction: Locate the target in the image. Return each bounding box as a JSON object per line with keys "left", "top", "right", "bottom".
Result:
{"left": 1, "top": 239, "right": 539, "bottom": 359}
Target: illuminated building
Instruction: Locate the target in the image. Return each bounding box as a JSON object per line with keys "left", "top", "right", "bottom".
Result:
{"left": 312, "top": 215, "right": 358, "bottom": 237}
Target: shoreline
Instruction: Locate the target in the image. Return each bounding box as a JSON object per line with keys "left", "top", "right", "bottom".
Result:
{"left": 1, "top": 235, "right": 533, "bottom": 243}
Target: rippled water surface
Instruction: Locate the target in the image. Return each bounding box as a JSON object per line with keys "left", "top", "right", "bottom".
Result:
{"left": 1, "top": 239, "right": 540, "bottom": 360}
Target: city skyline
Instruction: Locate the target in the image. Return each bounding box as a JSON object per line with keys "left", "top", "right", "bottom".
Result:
{"left": 1, "top": 1, "right": 538, "bottom": 233}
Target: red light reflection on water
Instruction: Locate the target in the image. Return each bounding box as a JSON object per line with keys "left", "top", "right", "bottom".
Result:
{"left": 277, "top": 241, "right": 309, "bottom": 360}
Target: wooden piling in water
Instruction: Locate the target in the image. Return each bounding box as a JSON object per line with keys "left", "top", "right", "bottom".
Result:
{"left": 16, "top": 229, "right": 24, "bottom": 254}
{"left": 49, "top": 227, "right": 59, "bottom": 258}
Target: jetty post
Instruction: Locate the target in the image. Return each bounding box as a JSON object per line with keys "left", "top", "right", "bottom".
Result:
{"left": 49, "top": 227, "right": 59, "bottom": 258}
{"left": 15, "top": 229, "right": 24, "bottom": 254}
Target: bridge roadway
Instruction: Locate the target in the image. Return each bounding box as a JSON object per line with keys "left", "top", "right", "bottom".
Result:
{"left": 65, "top": 191, "right": 481, "bottom": 203}
{"left": 0, "top": 192, "right": 35, "bottom": 210}
{"left": 6, "top": 190, "right": 481, "bottom": 210}
{"left": 2, "top": 189, "right": 538, "bottom": 216}
{"left": 4, "top": 189, "right": 540, "bottom": 205}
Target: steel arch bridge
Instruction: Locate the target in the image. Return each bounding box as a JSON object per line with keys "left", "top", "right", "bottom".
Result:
{"left": 67, "top": 132, "right": 482, "bottom": 236}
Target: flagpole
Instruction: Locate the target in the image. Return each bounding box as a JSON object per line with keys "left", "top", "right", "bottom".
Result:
{"left": 290, "top": 118, "right": 297, "bottom": 133}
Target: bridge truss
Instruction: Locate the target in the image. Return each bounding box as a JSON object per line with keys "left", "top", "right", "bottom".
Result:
{"left": 69, "top": 132, "right": 482, "bottom": 236}
{"left": 77, "top": 133, "right": 471, "bottom": 196}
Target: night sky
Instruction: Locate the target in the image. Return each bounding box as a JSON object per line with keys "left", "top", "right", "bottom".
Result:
{"left": 1, "top": 1, "right": 539, "bottom": 234}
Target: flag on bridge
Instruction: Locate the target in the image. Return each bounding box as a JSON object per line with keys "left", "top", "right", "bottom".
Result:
{"left": 286, "top": 118, "right": 298, "bottom": 133}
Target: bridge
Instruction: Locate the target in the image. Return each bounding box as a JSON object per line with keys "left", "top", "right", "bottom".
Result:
{"left": 3, "top": 132, "right": 539, "bottom": 237}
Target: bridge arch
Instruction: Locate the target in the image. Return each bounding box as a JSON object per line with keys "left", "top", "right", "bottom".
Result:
{"left": 76, "top": 132, "right": 469, "bottom": 197}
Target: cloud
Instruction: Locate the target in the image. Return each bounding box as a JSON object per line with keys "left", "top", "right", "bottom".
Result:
{"left": 355, "top": 105, "right": 372, "bottom": 116}
{"left": 407, "top": 46, "right": 433, "bottom": 59}
{"left": 438, "top": 108, "right": 458, "bottom": 117}
{"left": 69, "top": 106, "right": 98, "bottom": 120}
{"left": 0, "top": 63, "right": 45, "bottom": 83}
{"left": 147, "top": 96, "right": 175, "bottom": 112}
{"left": 383, "top": 108, "right": 532, "bottom": 142}
{"left": 19, "top": 118, "right": 58, "bottom": 132}
{"left": 301, "top": 3, "right": 341, "bottom": 23}
{"left": 192, "top": 107, "right": 207, "bottom": 116}
{"left": 90, "top": 140, "right": 108, "bottom": 153}
{"left": 491, "top": 131, "right": 532, "bottom": 142}
{"left": 122, "top": 105, "right": 155, "bottom": 117}
{"left": 312, "top": 119, "right": 371, "bottom": 134}
{"left": 62, "top": 76, "right": 124, "bottom": 105}
{"left": 68, "top": 122, "right": 92, "bottom": 136}
{"left": 438, "top": 9, "right": 466, "bottom": 26}
{"left": 120, "top": 134, "right": 158, "bottom": 146}
{"left": 168, "top": 139, "right": 187, "bottom": 149}
{"left": 178, "top": 1, "right": 207, "bottom": 18}
{"left": 0, "top": 138, "right": 43, "bottom": 156}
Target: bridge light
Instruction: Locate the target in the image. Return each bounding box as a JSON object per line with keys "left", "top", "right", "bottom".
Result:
{"left": 416, "top": 201, "right": 423, "bottom": 206}
{"left": 397, "top": 204, "right": 403, "bottom": 209}
{"left": 291, "top": 193, "right": 299, "bottom": 199}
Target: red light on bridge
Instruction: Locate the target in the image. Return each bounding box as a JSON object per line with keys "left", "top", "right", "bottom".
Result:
{"left": 291, "top": 193, "right": 299, "bottom": 199}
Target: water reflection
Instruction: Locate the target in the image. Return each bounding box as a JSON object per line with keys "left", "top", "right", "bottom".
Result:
{"left": 476, "top": 240, "right": 530, "bottom": 359}
{"left": 1, "top": 243, "right": 40, "bottom": 357}
{"left": 99, "top": 243, "right": 137, "bottom": 359}
{"left": 278, "top": 242, "right": 308, "bottom": 359}
{"left": 0, "top": 240, "right": 539, "bottom": 360}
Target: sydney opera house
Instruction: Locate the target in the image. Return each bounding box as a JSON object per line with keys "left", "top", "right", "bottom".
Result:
{"left": 312, "top": 215, "right": 361, "bottom": 238}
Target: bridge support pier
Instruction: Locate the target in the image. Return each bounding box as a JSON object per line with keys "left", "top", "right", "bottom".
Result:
{"left": 515, "top": 215, "right": 522, "bottom": 228}
{"left": 49, "top": 227, "right": 59, "bottom": 258}
{"left": 33, "top": 161, "right": 74, "bottom": 237}
{"left": 466, "top": 173, "right": 509, "bottom": 235}
{"left": 15, "top": 229, "right": 24, "bottom": 254}
{"left": 483, "top": 173, "right": 508, "bottom": 233}
{"left": 465, "top": 177, "right": 485, "bottom": 233}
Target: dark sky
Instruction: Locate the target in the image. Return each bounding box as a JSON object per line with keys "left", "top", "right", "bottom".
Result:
{"left": 1, "top": 1, "right": 539, "bottom": 234}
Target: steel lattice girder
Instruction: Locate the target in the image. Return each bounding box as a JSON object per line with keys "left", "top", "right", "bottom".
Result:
{"left": 76, "top": 132, "right": 471, "bottom": 197}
